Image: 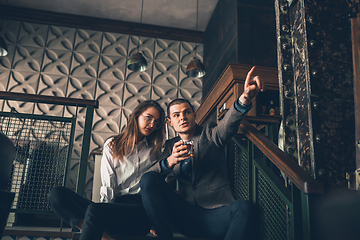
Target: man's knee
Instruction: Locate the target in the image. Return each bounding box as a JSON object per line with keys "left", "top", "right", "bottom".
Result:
{"left": 140, "top": 171, "right": 162, "bottom": 190}
{"left": 231, "top": 199, "right": 254, "bottom": 217}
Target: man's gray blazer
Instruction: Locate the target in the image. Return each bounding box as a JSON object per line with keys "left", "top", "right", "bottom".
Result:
{"left": 151, "top": 101, "right": 248, "bottom": 209}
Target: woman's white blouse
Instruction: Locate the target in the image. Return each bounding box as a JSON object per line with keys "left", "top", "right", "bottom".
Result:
{"left": 100, "top": 137, "right": 157, "bottom": 203}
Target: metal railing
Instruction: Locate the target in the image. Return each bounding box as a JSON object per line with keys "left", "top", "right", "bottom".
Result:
{"left": 1, "top": 111, "right": 75, "bottom": 212}
{"left": 226, "top": 120, "right": 324, "bottom": 240}
{"left": 0, "top": 91, "right": 98, "bottom": 215}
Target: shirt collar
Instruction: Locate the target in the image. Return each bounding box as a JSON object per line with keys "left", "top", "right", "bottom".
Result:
{"left": 138, "top": 137, "right": 149, "bottom": 147}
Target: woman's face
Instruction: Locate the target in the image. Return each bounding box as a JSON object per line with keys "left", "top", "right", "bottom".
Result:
{"left": 137, "top": 106, "right": 161, "bottom": 139}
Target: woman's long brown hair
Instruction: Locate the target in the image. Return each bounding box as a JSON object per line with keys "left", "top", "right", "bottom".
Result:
{"left": 109, "top": 100, "right": 165, "bottom": 162}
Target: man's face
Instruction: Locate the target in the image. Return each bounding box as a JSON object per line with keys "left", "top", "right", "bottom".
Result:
{"left": 167, "top": 102, "right": 196, "bottom": 135}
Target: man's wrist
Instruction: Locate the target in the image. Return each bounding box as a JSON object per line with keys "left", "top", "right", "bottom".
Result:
{"left": 164, "top": 158, "right": 171, "bottom": 168}
{"left": 238, "top": 94, "right": 252, "bottom": 106}
{"left": 235, "top": 94, "right": 253, "bottom": 113}
{"left": 160, "top": 158, "right": 173, "bottom": 171}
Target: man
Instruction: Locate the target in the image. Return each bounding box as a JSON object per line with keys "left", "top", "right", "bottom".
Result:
{"left": 140, "top": 66, "right": 264, "bottom": 240}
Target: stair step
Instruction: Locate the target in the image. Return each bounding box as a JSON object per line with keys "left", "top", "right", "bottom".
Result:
{"left": 2, "top": 228, "right": 212, "bottom": 240}
{"left": 2, "top": 227, "right": 73, "bottom": 240}
{"left": 72, "top": 232, "right": 212, "bottom": 240}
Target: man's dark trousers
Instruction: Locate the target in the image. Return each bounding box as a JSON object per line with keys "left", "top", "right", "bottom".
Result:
{"left": 140, "top": 171, "right": 254, "bottom": 240}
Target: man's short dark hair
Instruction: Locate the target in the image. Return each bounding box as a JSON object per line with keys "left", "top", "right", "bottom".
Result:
{"left": 167, "top": 99, "right": 195, "bottom": 117}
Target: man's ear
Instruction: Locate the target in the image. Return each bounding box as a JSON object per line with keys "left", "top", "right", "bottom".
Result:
{"left": 166, "top": 117, "right": 173, "bottom": 127}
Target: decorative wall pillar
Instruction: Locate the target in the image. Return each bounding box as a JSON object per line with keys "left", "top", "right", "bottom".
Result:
{"left": 275, "top": 0, "right": 355, "bottom": 192}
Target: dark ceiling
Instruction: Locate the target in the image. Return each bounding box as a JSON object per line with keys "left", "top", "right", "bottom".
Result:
{"left": 0, "top": 0, "right": 276, "bottom": 43}
{"left": 0, "top": 0, "right": 219, "bottom": 31}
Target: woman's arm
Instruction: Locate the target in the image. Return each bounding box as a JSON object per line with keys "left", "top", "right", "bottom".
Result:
{"left": 100, "top": 138, "right": 117, "bottom": 203}
{"left": 147, "top": 140, "right": 175, "bottom": 175}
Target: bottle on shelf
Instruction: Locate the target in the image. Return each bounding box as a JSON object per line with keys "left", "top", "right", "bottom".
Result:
{"left": 268, "top": 100, "right": 275, "bottom": 115}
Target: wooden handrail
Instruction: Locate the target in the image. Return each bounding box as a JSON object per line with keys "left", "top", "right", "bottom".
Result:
{"left": 240, "top": 119, "right": 324, "bottom": 194}
{"left": 0, "top": 91, "right": 98, "bottom": 108}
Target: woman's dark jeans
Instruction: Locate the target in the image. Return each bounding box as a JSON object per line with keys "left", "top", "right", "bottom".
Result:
{"left": 48, "top": 186, "right": 151, "bottom": 240}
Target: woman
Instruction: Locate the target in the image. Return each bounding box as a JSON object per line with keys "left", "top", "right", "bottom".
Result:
{"left": 48, "top": 100, "right": 165, "bottom": 240}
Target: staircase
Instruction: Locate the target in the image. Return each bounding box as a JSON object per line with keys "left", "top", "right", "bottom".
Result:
{"left": 2, "top": 227, "right": 73, "bottom": 240}
{"left": 2, "top": 227, "right": 211, "bottom": 240}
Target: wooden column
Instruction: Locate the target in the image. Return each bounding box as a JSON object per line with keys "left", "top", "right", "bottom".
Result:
{"left": 275, "top": 0, "right": 355, "bottom": 192}
{"left": 351, "top": 0, "right": 360, "bottom": 188}
{"left": 203, "top": 0, "right": 277, "bottom": 100}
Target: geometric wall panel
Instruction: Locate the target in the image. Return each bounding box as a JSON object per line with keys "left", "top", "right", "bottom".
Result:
{"left": 0, "top": 19, "right": 203, "bottom": 198}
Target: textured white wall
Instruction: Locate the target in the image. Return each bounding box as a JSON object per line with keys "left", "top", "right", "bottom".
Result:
{"left": 0, "top": 20, "right": 203, "bottom": 198}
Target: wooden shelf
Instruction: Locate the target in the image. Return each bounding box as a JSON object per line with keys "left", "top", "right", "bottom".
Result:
{"left": 196, "top": 63, "right": 279, "bottom": 125}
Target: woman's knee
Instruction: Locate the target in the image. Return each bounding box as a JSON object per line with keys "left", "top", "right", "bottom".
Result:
{"left": 85, "top": 203, "right": 105, "bottom": 219}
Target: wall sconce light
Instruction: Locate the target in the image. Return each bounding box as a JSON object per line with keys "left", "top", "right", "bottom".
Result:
{"left": 0, "top": 36, "right": 8, "bottom": 57}
{"left": 127, "top": 0, "right": 147, "bottom": 72}
{"left": 186, "top": 0, "right": 205, "bottom": 78}
{"left": 0, "top": 0, "right": 8, "bottom": 57}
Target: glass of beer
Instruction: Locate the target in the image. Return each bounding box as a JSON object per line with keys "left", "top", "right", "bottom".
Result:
{"left": 182, "top": 140, "right": 194, "bottom": 157}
